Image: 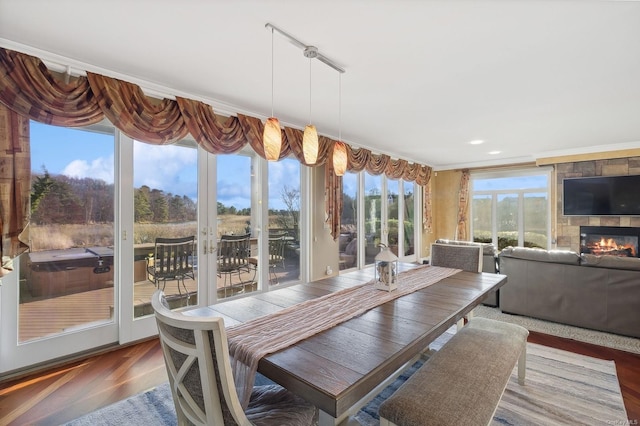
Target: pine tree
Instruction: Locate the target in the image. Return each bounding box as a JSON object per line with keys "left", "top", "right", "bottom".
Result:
{"left": 134, "top": 186, "right": 153, "bottom": 222}
{"left": 30, "top": 168, "right": 54, "bottom": 215}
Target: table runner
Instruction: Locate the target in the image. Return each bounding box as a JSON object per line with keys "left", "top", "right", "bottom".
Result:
{"left": 227, "top": 265, "right": 460, "bottom": 408}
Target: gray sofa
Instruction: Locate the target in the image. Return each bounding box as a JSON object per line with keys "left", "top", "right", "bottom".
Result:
{"left": 499, "top": 247, "right": 640, "bottom": 338}
{"left": 435, "top": 239, "right": 499, "bottom": 307}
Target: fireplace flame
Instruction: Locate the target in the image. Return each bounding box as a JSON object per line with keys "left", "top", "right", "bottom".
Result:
{"left": 591, "top": 237, "right": 637, "bottom": 257}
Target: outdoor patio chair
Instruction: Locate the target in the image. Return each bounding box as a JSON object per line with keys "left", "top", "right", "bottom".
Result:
{"left": 268, "top": 235, "right": 286, "bottom": 270}
{"left": 151, "top": 290, "right": 316, "bottom": 426}
{"left": 147, "top": 236, "right": 195, "bottom": 296}
{"left": 269, "top": 235, "right": 287, "bottom": 284}
{"left": 217, "top": 234, "right": 252, "bottom": 294}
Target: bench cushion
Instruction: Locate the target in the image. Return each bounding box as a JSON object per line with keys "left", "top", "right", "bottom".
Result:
{"left": 379, "top": 318, "right": 528, "bottom": 426}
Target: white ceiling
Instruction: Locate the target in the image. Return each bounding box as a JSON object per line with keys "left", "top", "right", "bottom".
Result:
{"left": 1, "top": 0, "right": 639, "bottom": 170}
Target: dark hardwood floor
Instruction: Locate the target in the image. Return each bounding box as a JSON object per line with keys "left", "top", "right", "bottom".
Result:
{"left": 0, "top": 332, "right": 638, "bottom": 425}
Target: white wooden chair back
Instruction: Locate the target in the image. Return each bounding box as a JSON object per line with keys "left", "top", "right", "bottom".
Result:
{"left": 151, "top": 290, "right": 250, "bottom": 426}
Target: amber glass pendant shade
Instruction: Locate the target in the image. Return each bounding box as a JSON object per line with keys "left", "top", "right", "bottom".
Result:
{"left": 263, "top": 117, "right": 282, "bottom": 161}
{"left": 302, "top": 124, "right": 319, "bottom": 164}
{"left": 333, "top": 141, "right": 347, "bottom": 176}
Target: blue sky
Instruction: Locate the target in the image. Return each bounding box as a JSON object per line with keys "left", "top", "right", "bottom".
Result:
{"left": 31, "top": 122, "right": 115, "bottom": 182}
{"left": 31, "top": 121, "right": 547, "bottom": 210}
{"left": 30, "top": 121, "right": 296, "bottom": 210}
{"left": 473, "top": 175, "right": 548, "bottom": 191}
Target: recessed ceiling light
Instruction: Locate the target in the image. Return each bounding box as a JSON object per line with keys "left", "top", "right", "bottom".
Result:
{"left": 488, "top": 150, "right": 501, "bottom": 155}
{"left": 469, "top": 140, "right": 484, "bottom": 145}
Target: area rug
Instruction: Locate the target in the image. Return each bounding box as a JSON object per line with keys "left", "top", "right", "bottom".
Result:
{"left": 474, "top": 305, "right": 640, "bottom": 355}
{"left": 66, "top": 343, "right": 628, "bottom": 426}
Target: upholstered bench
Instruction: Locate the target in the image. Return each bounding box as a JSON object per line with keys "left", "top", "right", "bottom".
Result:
{"left": 379, "top": 317, "right": 529, "bottom": 426}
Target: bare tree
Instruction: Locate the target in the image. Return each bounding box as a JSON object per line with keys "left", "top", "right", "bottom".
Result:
{"left": 274, "top": 185, "right": 300, "bottom": 239}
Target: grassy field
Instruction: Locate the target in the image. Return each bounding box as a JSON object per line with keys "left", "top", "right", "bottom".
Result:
{"left": 27, "top": 215, "right": 278, "bottom": 251}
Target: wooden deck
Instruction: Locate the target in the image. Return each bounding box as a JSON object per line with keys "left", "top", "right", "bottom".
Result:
{"left": 19, "top": 280, "right": 193, "bottom": 342}
{"left": 17, "top": 263, "right": 289, "bottom": 342}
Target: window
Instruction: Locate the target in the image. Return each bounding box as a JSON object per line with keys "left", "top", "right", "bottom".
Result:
{"left": 267, "top": 157, "right": 301, "bottom": 285}
{"left": 339, "top": 172, "right": 358, "bottom": 270}
{"left": 364, "top": 174, "right": 382, "bottom": 265}
{"left": 402, "top": 182, "right": 416, "bottom": 256}
{"left": 339, "top": 171, "right": 420, "bottom": 270}
{"left": 471, "top": 169, "right": 551, "bottom": 250}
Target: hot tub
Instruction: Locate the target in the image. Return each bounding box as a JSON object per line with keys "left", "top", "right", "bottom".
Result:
{"left": 27, "top": 247, "right": 114, "bottom": 298}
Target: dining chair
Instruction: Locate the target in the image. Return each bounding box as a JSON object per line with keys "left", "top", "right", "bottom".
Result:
{"left": 430, "top": 242, "right": 483, "bottom": 330}
{"left": 147, "top": 236, "right": 196, "bottom": 296}
{"left": 436, "top": 238, "right": 500, "bottom": 306}
{"left": 430, "top": 242, "right": 483, "bottom": 272}
{"left": 217, "top": 234, "right": 251, "bottom": 295}
{"left": 151, "top": 290, "right": 316, "bottom": 426}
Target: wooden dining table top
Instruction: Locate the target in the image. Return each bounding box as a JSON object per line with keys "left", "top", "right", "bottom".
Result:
{"left": 185, "top": 262, "right": 507, "bottom": 424}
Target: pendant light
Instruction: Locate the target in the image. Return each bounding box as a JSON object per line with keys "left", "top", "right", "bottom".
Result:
{"left": 263, "top": 26, "right": 282, "bottom": 161}
{"left": 263, "top": 24, "right": 346, "bottom": 166}
{"left": 302, "top": 47, "right": 319, "bottom": 165}
{"left": 333, "top": 73, "right": 347, "bottom": 176}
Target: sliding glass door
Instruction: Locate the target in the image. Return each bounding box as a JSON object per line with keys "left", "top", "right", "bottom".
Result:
{"left": 132, "top": 140, "right": 198, "bottom": 318}
{"left": 1, "top": 121, "right": 119, "bottom": 372}
{"left": 215, "top": 153, "right": 255, "bottom": 298}
{"left": 0, "top": 121, "right": 307, "bottom": 373}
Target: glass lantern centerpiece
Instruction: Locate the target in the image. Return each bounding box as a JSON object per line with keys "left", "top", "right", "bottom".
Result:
{"left": 374, "top": 244, "right": 398, "bottom": 292}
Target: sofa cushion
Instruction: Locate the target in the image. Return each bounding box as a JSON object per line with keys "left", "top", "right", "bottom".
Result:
{"left": 500, "top": 246, "right": 581, "bottom": 265}
{"left": 581, "top": 254, "right": 640, "bottom": 271}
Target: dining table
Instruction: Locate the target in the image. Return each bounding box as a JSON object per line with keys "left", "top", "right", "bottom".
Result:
{"left": 185, "top": 262, "right": 507, "bottom": 425}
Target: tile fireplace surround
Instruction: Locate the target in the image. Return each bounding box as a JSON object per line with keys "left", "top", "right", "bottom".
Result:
{"left": 556, "top": 157, "right": 640, "bottom": 252}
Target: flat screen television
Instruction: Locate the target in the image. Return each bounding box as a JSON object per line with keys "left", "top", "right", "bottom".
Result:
{"left": 563, "top": 175, "right": 640, "bottom": 216}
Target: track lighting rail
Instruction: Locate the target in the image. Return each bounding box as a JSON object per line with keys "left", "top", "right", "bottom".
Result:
{"left": 265, "top": 23, "right": 345, "bottom": 74}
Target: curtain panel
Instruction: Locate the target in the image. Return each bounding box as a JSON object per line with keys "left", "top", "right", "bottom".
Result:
{"left": 0, "top": 104, "right": 30, "bottom": 268}
{"left": 422, "top": 167, "right": 433, "bottom": 233}
{"left": 455, "top": 169, "right": 470, "bottom": 240}
{"left": 0, "top": 46, "right": 432, "bottom": 253}
{"left": 324, "top": 158, "right": 343, "bottom": 241}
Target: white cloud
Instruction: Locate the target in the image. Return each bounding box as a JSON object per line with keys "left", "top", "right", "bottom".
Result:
{"left": 133, "top": 143, "right": 198, "bottom": 198}
{"left": 62, "top": 155, "right": 115, "bottom": 183}
{"left": 267, "top": 159, "right": 300, "bottom": 208}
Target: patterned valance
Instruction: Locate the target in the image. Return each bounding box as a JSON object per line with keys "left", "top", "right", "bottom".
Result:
{"left": 0, "top": 46, "right": 432, "bottom": 260}
{"left": 0, "top": 48, "right": 103, "bottom": 127}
